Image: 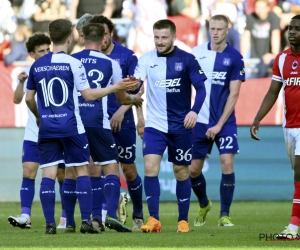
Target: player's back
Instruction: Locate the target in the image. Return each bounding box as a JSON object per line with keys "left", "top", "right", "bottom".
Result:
{"left": 27, "top": 52, "right": 88, "bottom": 138}
{"left": 192, "top": 42, "right": 245, "bottom": 126}
{"left": 107, "top": 42, "right": 137, "bottom": 129}
{"left": 135, "top": 46, "right": 203, "bottom": 133}
{"left": 72, "top": 49, "right": 122, "bottom": 129}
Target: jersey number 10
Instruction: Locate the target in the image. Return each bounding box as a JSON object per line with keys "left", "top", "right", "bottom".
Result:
{"left": 39, "top": 77, "right": 69, "bottom": 107}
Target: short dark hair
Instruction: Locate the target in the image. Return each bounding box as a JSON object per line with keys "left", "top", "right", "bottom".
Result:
{"left": 210, "top": 15, "right": 229, "bottom": 28}
{"left": 82, "top": 23, "right": 105, "bottom": 44}
{"left": 25, "top": 33, "right": 51, "bottom": 53}
{"left": 48, "top": 19, "right": 72, "bottom": 45}
{"left": 292, "top": 15, "right": 300, "bottom": 21}
{"left": 89, "top": 15, "right": 114, "bottom": 32}
{"left": 153, "top": 19, "right": 176, "bottom": 35}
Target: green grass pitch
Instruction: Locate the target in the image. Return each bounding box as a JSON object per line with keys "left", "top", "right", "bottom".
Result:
{"left": 0, "top": 201, "right": 299, "bottom": 249}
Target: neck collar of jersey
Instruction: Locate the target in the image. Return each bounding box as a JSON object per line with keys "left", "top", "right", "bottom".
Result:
{"left": 207, "top": 42, "right": 229, "bottom": 53}
{"left": 157, "top": 46, "right": 177, "bottom": 57}
{"left": 287, "top": 47, "right": 300, "bottom": 55}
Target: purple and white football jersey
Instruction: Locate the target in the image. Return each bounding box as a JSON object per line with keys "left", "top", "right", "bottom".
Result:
{"left": 134, "top": 46, "right": 206, "bottom": 134}
{"left": 72, "top": 49, "right": 122, "bottom": 129}
{"left": 192, "top": 42, "right": 245, "bottom": 126}
{"left": 26, "top": 52, "right": 90, "bottom": 138}
{"left": 107, "top": 41, "right": 138, "bottom": 129}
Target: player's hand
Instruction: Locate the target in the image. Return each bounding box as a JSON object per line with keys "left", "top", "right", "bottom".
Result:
{"left": 110, "top": 109, "right": 125, "bottom": 133}
{"left": 137, "top": 118, "right": 145, "bottom": 139}
{"left": 205, "top": 125, "right": 222, "bottom": 140}
{"left": 132, "top": 91, "right": 144, "bottom": 108}
{"left": 18, "top": 72, "right": 28, "bottom": 83}
{"left": 184, "top": 111, "right": 197, "bottom": 129}
{"left": 118, "top": 76, "right": 141, "bottom": 92}
{"left": 250, "top": 120, "right": 260, "bottom": 140}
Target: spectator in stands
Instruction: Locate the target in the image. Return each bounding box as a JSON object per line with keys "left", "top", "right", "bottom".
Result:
{"left": 241, "top": 0, "right": 281, "bottom": 78}
{"left": 3, "top": 24, "right": 31, "bottom": 66}
{"left": 69, "top": 0, "right": 121, "bottom": 21}
{"left": 127, "top": 0, "right": 167, "bottom": 56}
{"left": 31, "top": 0, "right": 67, "bottom": 33}
{"left": 166, "top": 0, "right": 201, "bottom": 48}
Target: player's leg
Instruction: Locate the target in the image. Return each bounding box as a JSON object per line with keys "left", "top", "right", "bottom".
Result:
{"left": 141, "top": 127, "right": 165, "bottom": 233}
{"left": 63, "top": 166, "right": 77, "bottom": 233}
{"left": 38, "top": 137, "right": 64, "bottom": 234}
{"left": 168, "top": 132, "right": 193, "bottom": 233}
{"left": 57, "top": 164, "right": 66, "bottom": 229}
{"left": 278, "top": 128, "right": 300, "bottom": 239}
{"left": 215, "top": 127, "right": 239, "bottom": 226}
{"left": 86, "top": 127, "right": 131, "bottom": 232}
{"left": 115, "top": 128, "right": 144, "bottom": 229}
{"left": 62, "top": 133, "right": 98, "bottom": 234}
{"left": 190, "top": 123, "right": 213, "bottom": 226}
{"left": 88, "top": 157, "right": 105, "bottom": 232}
{"left": 8, "top": 140, "right": 39, "bottom": 229}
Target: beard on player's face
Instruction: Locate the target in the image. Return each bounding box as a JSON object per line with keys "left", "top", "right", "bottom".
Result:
{"left": 101, "top": 37, "right": 112, "bottom": 52}
{"left": 156, "top": 42, "right": 173, "bottom": 54}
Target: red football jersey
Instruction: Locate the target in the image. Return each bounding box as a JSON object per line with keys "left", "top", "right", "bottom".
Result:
{"left": 273, "top": 47, "right": 300, "bottom": 128}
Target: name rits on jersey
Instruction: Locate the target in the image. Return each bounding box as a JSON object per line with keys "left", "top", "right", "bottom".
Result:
{"left": 284, "top": 77, "right": 300, "bottom": 86}
{"left": 154, "top": 78, "right": 181, "bottom": 93}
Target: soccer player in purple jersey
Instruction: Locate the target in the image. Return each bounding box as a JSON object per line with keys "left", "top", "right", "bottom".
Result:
{"left": 88, "top": 14, "right": 145, "bottom": 231}
{"left": 191, "top": 15, "right": 245, "bottom": 227}
{"left": 134, "top": 19, "right": 207, "bottom": 233}
{"left": 71, "top": 22, "right": 142, "bottom": 233}
{"left": 8, "top": 33, "right": 53, "bottom": 229}
{"left": 25, "top": 19, "right": 140, "bottom": 234}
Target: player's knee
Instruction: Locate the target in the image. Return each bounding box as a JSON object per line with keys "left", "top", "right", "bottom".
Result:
{"left": 173, "top": 165, "right": 189, "bottom": 181}
{"left": 121, "top": 164, "right": 137, "bottom": 181}
{"left": 144, "top": 162, "right": 159, "bottom": 176}
{"left": 221, "top": 161, "right": 234, "bottom": 174}
{"left": 22, "top": 169, "right": 37, "bottom": 179}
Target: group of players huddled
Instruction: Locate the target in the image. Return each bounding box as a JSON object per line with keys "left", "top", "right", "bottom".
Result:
{"left": 6, "top": 11, "right": 300, "bottom": 239}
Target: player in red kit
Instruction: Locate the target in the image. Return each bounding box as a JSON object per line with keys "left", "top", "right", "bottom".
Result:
{"left": 250, "top": 15, "right": 300, "bottom": 239}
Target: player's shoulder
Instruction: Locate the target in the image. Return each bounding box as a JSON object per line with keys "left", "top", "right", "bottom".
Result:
{"left": 225, "top": 44, "right": 242, "bottom": 58}
{"left": 173, "top": 46, "right": 195, "bottom": 58}
{"left": 192, "top": 43, "right": 209, "bottom": 54}
{"left": 113, "top": 41, "right": 135, "bottom": 55}
{"left": 138, "top": 49, "right": 157, "bottom": 62}
{"left": 52, "top": 52, "right": 82, "bottom": 66}
{"left": 275, "top": 48, "right": 291, "bottom": 59}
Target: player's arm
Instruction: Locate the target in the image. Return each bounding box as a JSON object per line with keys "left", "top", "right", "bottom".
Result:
{"left": 110, "top": 104, "right": 133, "bottom": 132}
{"left": 80, "top": 77, "right": 141, "bottom": 101}
{"left": 206, "top": 80, "right": 242, "bottom": 140}
{"left": 184, "top": 60, "right": 207, "bottom": 129}
{"left": 114, "top": 86, "right": 143, "bottom": 107}
{"left": 13, "top": 72, "right": 28, "bottom": 104}
{"left": 25, "top": 89, "right": 39, "bottom": 126}
{"left": 250, "top": 79, "right": 282, "bottom": 140}
{"left": 136, "top": 84, "right": 145, "bottom": 139}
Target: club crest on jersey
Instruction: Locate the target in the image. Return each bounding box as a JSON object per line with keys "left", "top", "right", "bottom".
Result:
{"left": 114, "top": 59, "right": 121, "bottom": 65}
{"left": 175, "top": 62, "right": 183, "bottom": 71}
{"left": 292, "top": 60, "right": 298, "bottom": 70}
{"left": 223, "top": 58, "right": 231, "bottom": 66}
